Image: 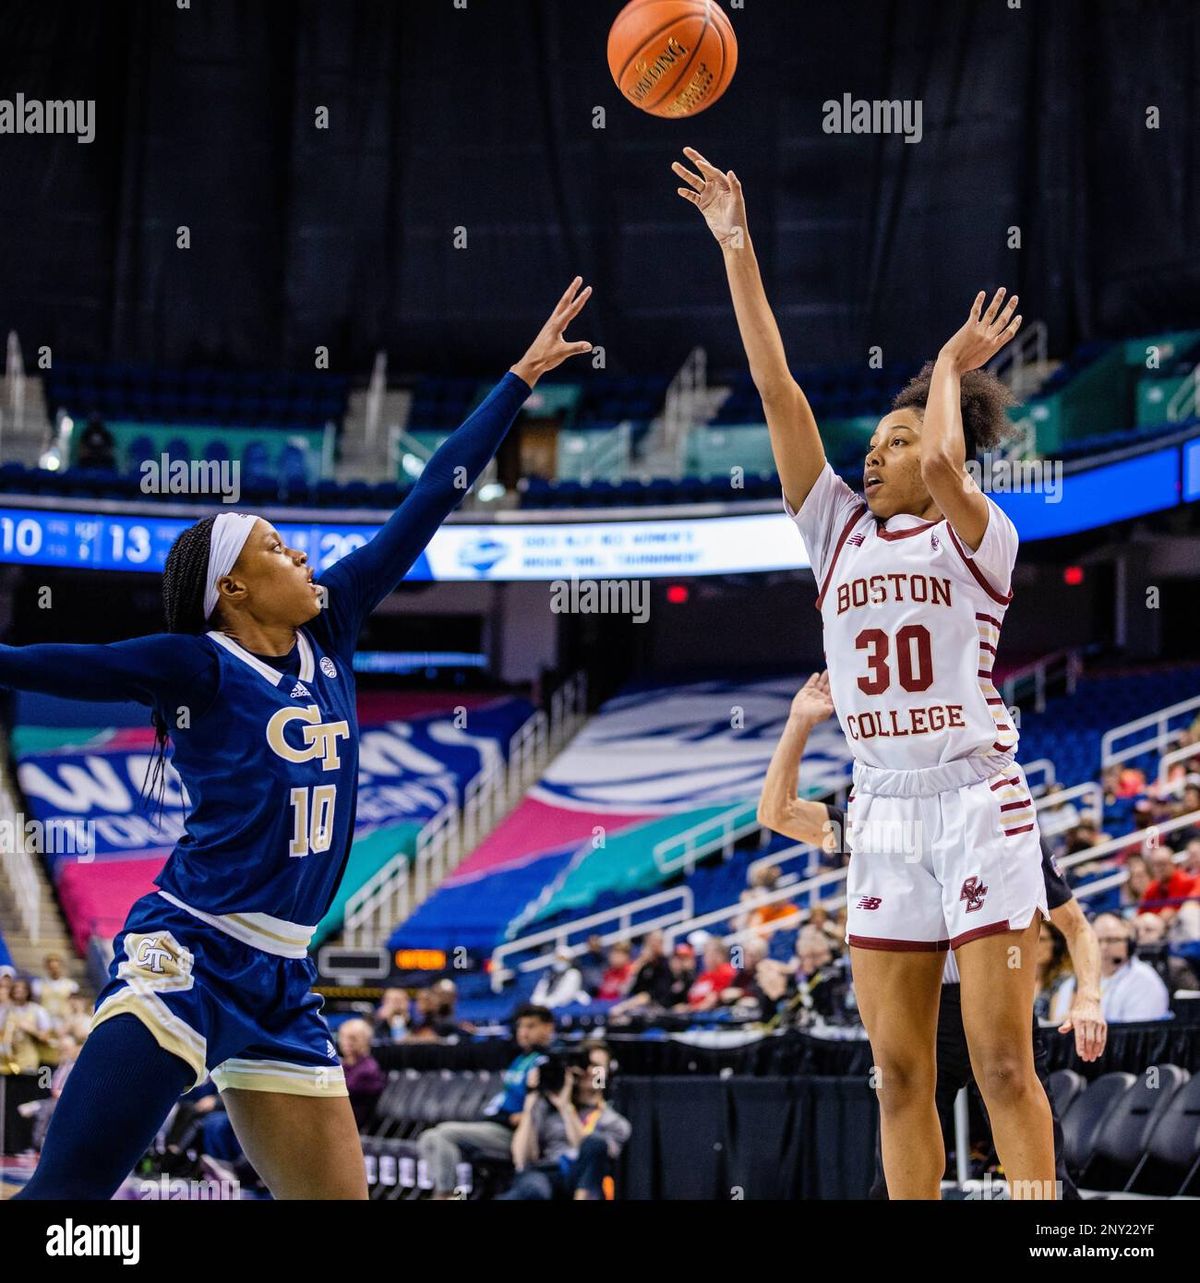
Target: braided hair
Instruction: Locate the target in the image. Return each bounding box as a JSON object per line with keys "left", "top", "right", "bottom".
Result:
{"left": 143, "top": 516, "right": 218, "bottom": 825}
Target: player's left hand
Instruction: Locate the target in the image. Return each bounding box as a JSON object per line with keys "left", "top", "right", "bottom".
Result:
{"left": 790, "top": 670, "right": 834, "bottom": 724}
{"left": 939, "top": 288, "right": 1022, "bottom": 374}
{"left": 1059, "top": 993, "right": 1107, "bottom": 1062}
{"left": 511, "top": 277, "right": 594, "bottom": 388}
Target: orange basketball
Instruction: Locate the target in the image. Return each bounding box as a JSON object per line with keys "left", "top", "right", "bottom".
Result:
{"left": 607, "top": 0, "right": 738, "bottom": 119}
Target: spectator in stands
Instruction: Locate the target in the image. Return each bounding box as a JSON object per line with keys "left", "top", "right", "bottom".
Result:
{"left": 1065, "top": 819, "right": 1109, "bottom": 857}
{"left": 664, "top": 943, "right": 696, "bottom": 1006}
{"left": 1132, "top": 912, "right": 1200, "bottom": 992}
{"left": 500, "top": 1041, "right": 630, "bottom": 1201}
{"left": 608, "top": 931, "right": 674, "bottom": 1018}
{"left": 31, "top": 1032, "right": 81, "bottom": 1152}
{"left": 733, "top": 863, "right": 799, "bottom": 937}
{"left": 791, "top": 926, "right": 850, "bottom": 1024}
{"left": 1, "top": 978, "right": 56, "bottom": 1073}
{"left": 1140, "top": 846, "right": 1197, "bottom": 918}
{"left": 374, "top": 986, "right": 410, "bottom": 1042}
{"left": 417, "top": 1004, "right": 554, "bottom": 1200}
{"left": 679, "top": 939, "right": 736, "bottom": 1012}
{"left": 75, "top": 413, "right": 116, "bottom": 471}
{"left": 1054, "top": 913, "right": 1170, "bottom": 1022}
{"left": 406, "top": 980, "right": 473, "bottom": 1041}
{"left": 720, "top": 935, "right": 771, "bottom": 1019}
{"left": 59, "top": 992, "right": 92, "bottom": 1045}
{"left": 1034, "top": 921, "right": 1073, "bottom": 1022}
{"left": 530, "top": 950, "right": 587, "bottom": 1009}
{"left": 32, "top": 954, "right": 78, "bottom": 1022}
{"left": 1170, "top": 779, "right": 1200, "bottom": 843}
{"left": 337, "top": 1018, "right": 386, "bottom": 1129}
{"left": 1118, "top": 854, "right": 1152, "bottom": 910}
{"left": 576, "top": 935, "right": 608, "bottom": 996}
{"left": 595, "top": 942, "right": 634, "bottom": 1001}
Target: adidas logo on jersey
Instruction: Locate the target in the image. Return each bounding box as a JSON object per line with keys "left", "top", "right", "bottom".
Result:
{"left": 290, "top": 682, "right": 311, "bottom": 700}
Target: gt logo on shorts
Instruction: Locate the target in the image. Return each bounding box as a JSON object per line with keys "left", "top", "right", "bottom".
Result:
{"left": 960, "top": 876, "right": 989, "bottom": 913}
{"left": 857, "top": 896, "right": 883, "bottom": 911}
{"left": 136, "top": 938, "right": 174, "bottom": 973}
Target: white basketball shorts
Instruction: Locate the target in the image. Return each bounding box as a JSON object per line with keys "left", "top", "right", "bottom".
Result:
{"left": 844, "top": 751, "right": 1048, "bottom": 951}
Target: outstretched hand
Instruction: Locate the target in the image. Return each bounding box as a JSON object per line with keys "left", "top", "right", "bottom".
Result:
{"left": 940, "top": 288, "right": 1022, "bottom": 374}
{"left": 672, "top": 146, "right": 747, "bottom": 250}
{"left": 790, "top": 670, "right": 835, "bottom": 724}
{"left": 511, "top": 277, "right": 594, "bottom": 388}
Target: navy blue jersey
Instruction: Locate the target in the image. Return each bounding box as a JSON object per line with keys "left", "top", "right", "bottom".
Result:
{"left": 0, "top": 372, "right": 530, "bottom": 930}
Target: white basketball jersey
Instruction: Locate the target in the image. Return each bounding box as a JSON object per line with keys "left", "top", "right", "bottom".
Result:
{"left": 788, "top": 464, "right": 1020, "bottom": 771}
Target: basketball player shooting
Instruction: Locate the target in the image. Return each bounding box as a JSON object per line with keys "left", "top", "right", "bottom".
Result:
{"left": 675, "top": 147, "right": 1056, "bottom": 1200}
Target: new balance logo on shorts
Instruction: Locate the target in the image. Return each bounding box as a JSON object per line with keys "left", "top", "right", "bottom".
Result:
{"left": 856, "top": 896, "right": 882, "bottom": 911}
{"left": 960, "top": 876, "right": 988, "bottom": 913}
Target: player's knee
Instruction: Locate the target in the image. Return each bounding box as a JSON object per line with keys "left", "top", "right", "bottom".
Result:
{"left": 873, "top": 1051, "right": 935, "bottom": 1107}
{"left": 973, "top": 1049, "right": 1034, "bottom": 1106}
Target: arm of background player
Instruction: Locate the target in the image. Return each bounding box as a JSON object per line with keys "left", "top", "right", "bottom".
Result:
{"left": 317, "top": 279, "right": 594, "bottom": 650}
{"left": 673, "top": 149, "right": 825, "bottom": 513}
{"left": 920, "top": 289, "right": 1022, "bottom": 551}
{"left": 757, "top": 672, "right": 837, "bottom": 846}
{"left": 0, "top": 635, "right": 218, "bottom": 715}
{"left": 1049, "top": 897, "right": 1107, "bottom": 1062}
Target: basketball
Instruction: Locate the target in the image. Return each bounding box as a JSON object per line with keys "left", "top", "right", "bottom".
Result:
{"left": 607, "top": 0, "right": 738, "bottom": 119}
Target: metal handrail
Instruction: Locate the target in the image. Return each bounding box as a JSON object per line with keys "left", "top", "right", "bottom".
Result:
{"left": 489, "top": 886, "right": 695, "bottom": 990}
{"left": 1022, "top": 759, "right": 1057, "bottom": 796}
{"left": 1000, "top": 650, "right": 1081, "bottom": 715}
{"left": 651, "top": 798, "right": 761, "bottom": 877}
{"left": 1101, "top": 694, "right": 1200, "bottom": 770}
{"left": 1157, "top": 741, "right": 1200, "bottom": 787}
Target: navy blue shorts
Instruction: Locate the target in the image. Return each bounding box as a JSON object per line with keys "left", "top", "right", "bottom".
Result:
{"left": 91, "top": 891, "right": 346, "bottom": 1099}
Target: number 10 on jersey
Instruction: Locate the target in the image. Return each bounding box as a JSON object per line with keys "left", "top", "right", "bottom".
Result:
{"left": 289, "top": 785, "right": 337, "bottom": 858}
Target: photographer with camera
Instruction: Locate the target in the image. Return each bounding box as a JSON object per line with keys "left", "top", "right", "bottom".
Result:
{"left": 498, "top": 1041, "right": 631, "bottom": 1201}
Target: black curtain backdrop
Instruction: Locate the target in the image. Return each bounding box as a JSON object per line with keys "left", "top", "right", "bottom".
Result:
{"left": 0, "top": 0, "right": 1197, "bottom": 379}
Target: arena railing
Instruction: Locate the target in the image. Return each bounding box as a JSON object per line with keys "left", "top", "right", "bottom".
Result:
{"left": 0, "top": 759, "right": 40, "bottom": 944}
{"left": 1035, "top": 780, "right": 1104, "bottom": 837}
{"left": 999, "top": 649, "right": 1081, "bottom": 715}
{"left": 1158, "top": 742, "right": 1200, "bottom": 789}
{"left": 343, "top": 670, "right": 589, "bottom": 948}
{"left": 1101, "top": 694, "right": 1200, "bottom": 772}
{"left": 651, "top": 798, "right": 764, "bottom": 877}
{"left": 489, "top": 885, "right": 695, "bottom": 991}
{"left": 1055, "top": 807, "right": 1200, "bottom": 906}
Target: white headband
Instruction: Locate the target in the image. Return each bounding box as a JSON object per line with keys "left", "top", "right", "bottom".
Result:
{"left": 203, "top": 513, "right": 258, "bottom": 622}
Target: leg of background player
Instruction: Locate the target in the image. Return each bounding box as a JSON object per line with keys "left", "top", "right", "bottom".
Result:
{"left": 13, "top": 1013, "right": 194, "bottom": 1200}
{"left": 221, "top": 1088, "right": 367, "bottom": 1199}
{"left": 956, "top": 920, "right": 1056, "bottom": 1199}
{"left": 850, "top": 946, "right": 946, "bottom": 1199}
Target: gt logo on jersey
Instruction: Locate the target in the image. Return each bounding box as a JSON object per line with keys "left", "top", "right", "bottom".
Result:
{"left": 960, "top": 876, "right": 988, "bottom": 913}
{"left": 267, "top": 704, "right": 351, "bottom": 771}
{"left": 857, "top": 896, "right": 883, "bottom": 911}
{"left": 136, "top": 938, "right": 174, "bottom": 973}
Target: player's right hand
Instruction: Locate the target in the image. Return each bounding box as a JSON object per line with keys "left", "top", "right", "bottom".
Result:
{"left": 673, "top": 147, "right": 748, "bottom": 249}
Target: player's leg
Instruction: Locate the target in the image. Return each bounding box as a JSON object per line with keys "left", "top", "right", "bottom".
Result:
{"left": 850, "top": 945, "right": 946, "bottom": 1199}
{"left": 220, "top": 1088, "right": 367, "bottom": 1199}
{"left": 14, "top": 1014, "right": 194, "bottom": 1200}
{"left": 955, "top": 920, "right": 1056, "bottom": 1199}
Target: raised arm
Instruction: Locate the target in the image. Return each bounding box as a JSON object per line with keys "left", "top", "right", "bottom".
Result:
{"left": 674, "top": 148, "right": 825, "bottom": 512}
{"left": 0, "top": 634, "right": 217, "bottom": 713}
{"left": 317, "top": 278, "right": 594, "bottom": 644}
{"left": 921, "top": 289, "right": 1022, "bottom": 550}
{"left": 757, "top": 672, "right": 837, "bottom": 846}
